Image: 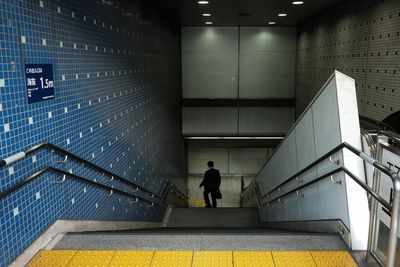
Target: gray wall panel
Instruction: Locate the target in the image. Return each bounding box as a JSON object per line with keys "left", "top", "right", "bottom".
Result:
{"left": 182, "top": 75, "right": 238, "bottom": 99}
{"left": 240, "top": 51, "right": 296, "bottom": 75}
{"left": 238, "top": 107, "right": 295, "bottom": 134}
{"left": 239, "top": 75, "right": 295, "bottom": 98}
{"left": 182, "top": 27, "right": 238, "bottom": 51}
{"left": 182, "top": 51, "right": 238, "bottom": 76}
{"left": 240, "top": 27, "right": 297, "bottom": 52}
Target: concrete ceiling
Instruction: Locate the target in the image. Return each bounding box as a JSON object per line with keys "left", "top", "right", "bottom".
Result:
{"left": 155, "top": 0, "right": 347, "bottom": 26}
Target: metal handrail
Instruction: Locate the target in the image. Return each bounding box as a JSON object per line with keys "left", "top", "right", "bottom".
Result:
{"left": 0, "top": 142, "right": 162, "bottom": 199}
{"left": 263, "top": 166, "right": 391, "bottom": 211}
{"left": 0, "top": 166, "right": 161, "bottom": 206}
{"left": 242, "top": 140, "right": 400, "bottom": 267}
{"left": 361, "top": 129, "right": 377, "bottom": 157}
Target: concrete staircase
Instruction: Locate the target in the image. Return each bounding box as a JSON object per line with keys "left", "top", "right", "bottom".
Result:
{"left": 165, "top": 207, "right": 262, "bottom": 228}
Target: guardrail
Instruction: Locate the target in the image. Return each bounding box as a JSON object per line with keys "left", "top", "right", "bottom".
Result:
{"left": 242, "top": 139, "right": 400, "bottom": 267}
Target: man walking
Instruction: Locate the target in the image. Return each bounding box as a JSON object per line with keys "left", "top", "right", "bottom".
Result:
{"left": 199, "top": 161, "right": 221, "bottom": 208}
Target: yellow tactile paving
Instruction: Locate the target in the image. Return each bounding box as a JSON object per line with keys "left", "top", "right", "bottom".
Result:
{"left": 27, "top": 250, "right": 77, "bottom": 267}
{"left": 109, "top": 251, "right": 154, "bottom": 267}
{"left": 151, "top": 251, "right": 193, "bottom": 267}
{"left": 192, "top": 251, "right": 233, "bottom": 267}
{"left": 233, "top": 251, "right": 275, "bottom": 267}
{"left": 311, "top": 251, "right": 358, "bottom": 267}
{"left": 28, "top": 250, "right": 358, "bottom": 267}
{"left": 272, "top": 251, "right": 317, "bottom": 267}
{"left": 67, "top": 250, "right": 116, "bottom": 267}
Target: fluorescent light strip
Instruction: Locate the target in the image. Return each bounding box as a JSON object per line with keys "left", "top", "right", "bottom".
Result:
{"left": 184, "top": 137, "right": 284, "bottom": 140}
{"left": 292, "top": 1, "right": 304, "bottom": 4}
{"left": 198, "top": 1, "right": 209, "bottom": 4}
{"left": 205, "top": 21, "right": 213, "bottom": 25}
{"left": 202, "top": 13, "right": 211, "bottom": 16}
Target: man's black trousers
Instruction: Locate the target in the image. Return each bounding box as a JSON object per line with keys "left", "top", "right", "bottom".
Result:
{"left": 203, "top": 190, "right": 217, "bottom": 208}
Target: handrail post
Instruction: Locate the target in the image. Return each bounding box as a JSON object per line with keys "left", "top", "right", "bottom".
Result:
{"left": 387, "top": 179, "right": 400, "bottom": 267}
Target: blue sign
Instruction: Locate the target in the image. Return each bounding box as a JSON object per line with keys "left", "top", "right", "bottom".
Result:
{"left": 25, "top": 64, "right": 55, "bottom": 104}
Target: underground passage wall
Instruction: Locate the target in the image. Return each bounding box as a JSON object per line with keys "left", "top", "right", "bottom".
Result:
{"left": 0, "top": 0, "right": 183, "bottom": 265}
{"left": 296, "top": 0, "right": 400, "bottom": 120}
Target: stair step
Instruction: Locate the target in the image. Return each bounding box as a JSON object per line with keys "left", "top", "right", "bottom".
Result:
{"left": 166, "top": 208, "right": 261, "bottom": 228}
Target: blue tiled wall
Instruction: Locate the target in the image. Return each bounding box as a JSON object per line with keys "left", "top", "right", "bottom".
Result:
{"left": 0, "top": 0, "right": 184, "bottom": 265}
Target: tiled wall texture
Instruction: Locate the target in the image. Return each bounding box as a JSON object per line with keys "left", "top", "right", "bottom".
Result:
{"left": 296, "top": 0, "right": 400, "bottom": 120}
{"left": 0, "top": 0, "right": 183, "bottom": 265}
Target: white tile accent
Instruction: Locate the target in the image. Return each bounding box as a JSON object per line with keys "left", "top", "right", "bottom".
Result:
{"left": 42, "top": 39, "right": 46, "bottom": 45}
{"left": 95, "top": 46, "right": 98, "bottom": 51}
{"left": 92, "top": 153, "right": 95, "bottom": 158}
{"left": 62, "top": 75, "right": 65, "bottom": 81}
{"left": 112, "top": 206, "right": 115, "bottom": 211}
{"left": 73, "top": 43, "right": 77, "bottom": 49}
{"left": 13, "top": 207, "right": 19, "bottom": 217}
{"left": 35, "top": 192, "right": 41, "bottom": 200}
{"left": 59, "top": 41, "right": 63, "bottom": 47}
{"left": 32, "top": 155, "right": 37, "bottom": 163}
{"left": 57, "top": 6, "right": 61, "bottom": 13}
{"left": 71, "top": 12, "right": 75, "bottom": 18}
{"left": 90, "top": 127, "right": 93, "bottom": 132}
{"left": 79, "top": 132, "right": 83, "bottom": 138}
{"left": 66, "top": 138, "right": 70, "bottom": 145}
{"left": 84, "top": 187, "right": 87, "bottom": 193}
{"left": 0, "top": 80, "right": 4, "bottom": 88}
{"left": 77, "top": 103, "right": 81, "bottom": 109}
{"left": 84, "top": 16, "right": 86, "bottom": 22}
{"left": 71, "top": 198, "right": 75, "bottom": 205}
{"left": 101, "top": 147, "right": 104, "bottom": 152}
{"left": 95, "top": 203, "right": 98, "bottom": 208}
{"left": 88, "top": 100, "right": 91, "bottom": 106}
{"left": 99, "top": 122, "right": 103, "bottom": 128}
{"left": 85, "top": 45, "right": 88, "bottom": 50}
{"left": 94, "top": 19, "right": 96, "bottom": 24}
{"left": 21, "top": 36, "right": 26, "bottom": 43}
{"left": 97, "top": 72, "right": 99, "bottom": 77}
{"left": 48, "top": 112, "right": 52, "bottom": 119}
{"left": 75, "top": 74, "right": 79, "bottom": 79}
{"left": 39, "top": 1, "right": 44, "bottom": 7}
{"left": 4, "top": 123, "right": 10, "bottom": 132}
{"left": 87, "top": 73, "right": 90, "bottom": 78}
{"left": 64, "top": 107, "right": 68, "bottom": 113}
{"left": 9, "top": 166, "right": 14, "bottom": 175}
{"left": 28, "top": 117, "right": 33, "bottom": 124}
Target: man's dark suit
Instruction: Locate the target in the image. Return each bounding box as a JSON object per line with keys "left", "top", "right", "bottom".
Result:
{"left": 199, "top": 168, "right": 221, "bottom": 208}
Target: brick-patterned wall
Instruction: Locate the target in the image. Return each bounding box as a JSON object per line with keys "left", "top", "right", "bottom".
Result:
{"left": 296, "top": 0, "right": 400, "bottom": 120}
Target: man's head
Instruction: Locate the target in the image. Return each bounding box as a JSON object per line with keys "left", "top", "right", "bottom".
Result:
{"left": 207, "top": 161, "right": 214, "bottom": 168}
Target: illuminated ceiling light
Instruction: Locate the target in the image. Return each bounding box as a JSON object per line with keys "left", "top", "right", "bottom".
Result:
{"left": 268, "top": 21, "right": 276, "bottom": 25}
{"left": 202, "top": 13, "right": 211, "bottom": 17}
{"left": 205, "top": 21, "right": 213, "bottom": 25}
{"left": 198, "top": 1, "right": 209, "bottom": 4}
{"left": 292, "top": 1, "right": 304, "bottom": 4}
{"left": 278, "top": 13, "right": 287, "bottom": 17}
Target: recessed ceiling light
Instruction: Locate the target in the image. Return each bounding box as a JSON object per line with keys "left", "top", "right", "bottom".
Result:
{"left": 292, "top": 1, "right": 304, "bottom": 4}
{"left": 278, "top": 13, "right": 287, "bottom": 17}
{"left": 205, "top": 21, "right": 213, "bottom": 25}
{"left": 268, "top": 21, "right": 276, "bottom": 25}
{"left": 198, "top": 1, "right": 209, "bottom": 4}
{"left": 202, "top": 13, "right": 211, "bottom": 17}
